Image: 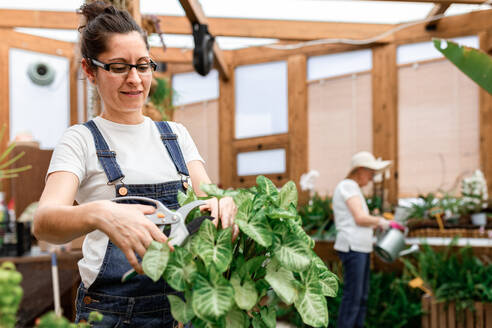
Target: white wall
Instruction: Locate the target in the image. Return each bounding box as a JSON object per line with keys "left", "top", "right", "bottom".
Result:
{"left": 9, "top": 48, "right": 70, "bottom": 149}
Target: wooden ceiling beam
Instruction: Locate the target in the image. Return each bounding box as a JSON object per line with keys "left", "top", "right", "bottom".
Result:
{"left": 178, "top": 0, "right": 230, "bottom": 80}
{"left": 228, "top": 41, "right": 375, "bottom": 66}
{"left": 394, "top": 8, "right": 492, "bottom": 44}
{"left": 425, "top": 3, "right": 451, "bottom": 31}
{"left": 150, "top": 46, "right": 193, "bottom": 63}
{"left": 0, "top": 9, "right": 393, "bottom": 41}
{"left": 0, "top": 28, "right": 74, "bottom": 57}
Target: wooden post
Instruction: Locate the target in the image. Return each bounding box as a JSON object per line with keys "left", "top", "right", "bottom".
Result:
{"left": 479, "top": 30, "right": 492, "bottom": 195}
{"left": 0, "top": 44, "right": 11, "bottom": 198}
{"left": 372, "top": 44, "right": 398, "bottom": 205}
{"left": 218, "top": 69, "right": 235, "bottom": 188}
{"left": 287, "top": 55, "right": 309, "bottom": 205}
{"left": 127, "top": 0, "right": 141, "bottom": 26}
{"left": 69, "top": 56, "right": 79, "bottom": 125}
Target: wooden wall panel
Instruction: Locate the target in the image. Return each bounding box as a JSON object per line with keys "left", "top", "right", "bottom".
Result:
{"left": 0, "top": 44, "right": 9, "bottom": 198}
{"left": 218, "top": 70, "right": 235, "bottom": 188}
{"left": 288, "top": 55, "right": 308, "bottom": 204}
{"left": 372, "top": 44, "right": 398, "bottom": 204}
{"left": 173, "top": 100, "right": 220, "bottom": 184}
{"left": 479, "top": 30, "right": 492, "bottom": 195}
{"left": 398, "top": 60, "right": 479, "bottom": 196}
{"left": 308, "top": 73, "right": 372, "bottom": 196}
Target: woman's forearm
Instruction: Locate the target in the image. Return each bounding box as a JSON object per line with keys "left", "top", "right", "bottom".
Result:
{"left": 33, "top": 201, "right": 107, "bottom": 244}
{"left": 353, "top": 213, "right": 381, "bottom": 227}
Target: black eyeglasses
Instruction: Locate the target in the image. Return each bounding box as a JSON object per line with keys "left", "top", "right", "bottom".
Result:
{"left": 89, "top": 58, "right": 157, "bottom": 75}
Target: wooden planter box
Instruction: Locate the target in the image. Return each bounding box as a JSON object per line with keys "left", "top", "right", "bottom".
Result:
{"left": 421, "top": 294, "right": 492, "bottom": 328}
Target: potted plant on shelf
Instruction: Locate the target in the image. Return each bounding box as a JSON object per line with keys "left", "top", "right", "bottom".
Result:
{"left": 461, "top": 170, "right": 489, "bottom": 226}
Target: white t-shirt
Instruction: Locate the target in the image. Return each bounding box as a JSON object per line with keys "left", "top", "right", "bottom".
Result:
{"left": 332, "top": 179, "right": 373, "bottom": 253}
{"left": 47, "top": 116, "right": 204, "bottom": 288}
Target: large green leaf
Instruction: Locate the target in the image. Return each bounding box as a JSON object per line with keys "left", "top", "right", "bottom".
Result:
{"left": 295, "top": 287, "right": 328, "bottom": 327}
{"left": 232, "top": 189, "right": 254, "bottom": 209}
{"left": 434, "top": 38, "right": 492, "bottom": 95}
{"left": 256, "top": 175, "right": 279, "bottom": 197}
{"left": 230, "top": 272, "right": 258, "bottom": 310}
{"left": 164, "top": 247, "right": 197, "bottom": 291}
{"left": 200, "top": 183, "right": 225, "bottom": 198}
{"left": 311, "top": 255, "right": 338, "bottom": 297}
{"left": 279, "top": 180, "right": 298, "bottom": 209}
{"left": 196, "top": 220, "right": 233, "bottom": 273}
{"left": 285, "top": 219, "right": 315, "bottom": 249}
{"left": 142, "top": 241, "right": 170, "bottom": 282}
{"left": 273, "top": 235, "right": 311, "bottom": 272}
{"left": 192, "top": 273, "right": 234, "bottom": 322}
{"left": 264, "top": 260, "right": 299, "bottom": 305}
{"left": 295, "top": 266, "right": 329, "bottom": 327}
{"left": 265, "top": 207, "right": 298, "bottom": 220}
{"left": 235, "top": 208, "right": 272, "bottom": 247}
{"left": 167, "top": 294, "right": 195, "bottom": 324}
{"left": 225, "top": 307, "right": 250, "bottom": 328}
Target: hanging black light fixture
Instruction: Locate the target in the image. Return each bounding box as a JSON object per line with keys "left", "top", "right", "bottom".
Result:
{"left": 192, "top": 22, "right": 215, "bottom": 76}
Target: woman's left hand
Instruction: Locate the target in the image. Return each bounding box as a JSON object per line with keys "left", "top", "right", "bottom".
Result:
{"left": 200, "top": 196, "right": 239, "bottom": 239}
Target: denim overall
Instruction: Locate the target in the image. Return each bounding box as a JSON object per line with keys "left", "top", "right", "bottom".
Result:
{"left": 75, "top": 120, "right": 188, "bottom": 327}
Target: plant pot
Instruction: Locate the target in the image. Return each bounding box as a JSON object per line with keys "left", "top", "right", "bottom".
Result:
{"left": 471, "top": 212, "right": 487, "bottom": 226}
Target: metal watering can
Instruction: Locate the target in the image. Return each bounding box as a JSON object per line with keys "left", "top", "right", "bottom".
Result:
{"left": 374, "top": 221, "right": 419, "bottom": 262}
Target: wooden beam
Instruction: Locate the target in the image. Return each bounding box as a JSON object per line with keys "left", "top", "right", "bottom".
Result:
{"left": 150, "top": 47, "right": 193, "bottom": 63}
{"left": 425, "top": 3, "right": 451, "bottom": 31}
{"left": 127, "top": 0, "right": 141, "bottom": 26}
{"left": 228, "top": 42, "right": 374, "bottom": 67}
{"left": 218, "top": 68, "right": 235, "bottom": 188}
{"left": 394, "top": 8, "right": 492, "bottom": 45}
{"left": 0, "top": 28, "right": 74, "bottom": 58}
{"left": 479, "top": 30, "right": 492, "bottom": 196}
{"left": 157, "top": 16, "right": 394, "bottom": 41}
{"left": 178, "top": 0, "right": 230, "bottom": 80}
{"left": 372, "top": 44, "right": 398, "bottom": 204}
{"left": 0, "top": 9, "right": 394, "bottom": 41}
{"left": 0, "top": 43, "right": 10, "bottom": 198}
{"left": 287, "top": 55, "right": 309, "bottom": 205}
{"left": 0, "top": 10, "right": 78, "bottom": 30}
{"left": 69, "top": 56, "right": 79, "bottom": 126}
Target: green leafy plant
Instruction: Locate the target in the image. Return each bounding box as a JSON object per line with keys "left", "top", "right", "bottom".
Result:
{"left": 0, "top": 125, "right": 31, "bottom": 185}
{"left": 142, "top": 176, "right": 339, "bottom": 327}
{"left": 149, "top": 77, "right": 175, "bottom": 121}
{"left": 299, "top": 193, "right": 335, "bottom": 240}
{"left": 35, "top": 311, "right": 103, "bottom": 328}
{"left": 365, "top": 272, "right": 422, "bottom": 328}
{"left": 434, "top": 39, "right": 492, "bottom": 95}
{"left": 0, "top": 262, "right": 22, "bottom": 328}
{"left": 402, "top": 238, "right": 492, "bottom": 313}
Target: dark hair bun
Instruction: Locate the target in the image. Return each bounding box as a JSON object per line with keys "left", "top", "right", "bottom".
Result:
{"left": 78, "top": 1, "right": 111, "bottom": 26}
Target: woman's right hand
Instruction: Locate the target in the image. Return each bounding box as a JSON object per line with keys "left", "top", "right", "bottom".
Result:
{"left": 93, "top": 200, "right": 172, "bottom": 274}
{"left": 376, "top": 217, "right": 390, "bottom": 230}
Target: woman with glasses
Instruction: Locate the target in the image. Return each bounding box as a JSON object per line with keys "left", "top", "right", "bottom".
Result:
{"left": 33, "top": 2, "right": 236, "bottom": 326}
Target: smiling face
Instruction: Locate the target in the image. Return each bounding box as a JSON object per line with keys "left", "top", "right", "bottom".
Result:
{"left": 83, "top": 31, "right": 152, "bottom": 124}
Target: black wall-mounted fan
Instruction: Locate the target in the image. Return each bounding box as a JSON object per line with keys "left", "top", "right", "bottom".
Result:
{"left": 192, "top": 23, "right": 215, "bottom": 76}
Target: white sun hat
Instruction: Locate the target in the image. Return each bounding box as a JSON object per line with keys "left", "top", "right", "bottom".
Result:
{"left": 349, "top": 151, "right": 392, "bottom": 173}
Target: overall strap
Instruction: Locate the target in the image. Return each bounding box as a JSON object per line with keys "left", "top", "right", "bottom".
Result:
{"left": 154, "top": 121, "right": 190, "bottom": 176}
{"left": 83, "top": 120, "right": 125, "bottom": 184}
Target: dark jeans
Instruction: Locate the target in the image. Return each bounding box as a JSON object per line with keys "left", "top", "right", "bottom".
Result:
{"left": 337, "top": 250, "right": 371, "bottom": 328}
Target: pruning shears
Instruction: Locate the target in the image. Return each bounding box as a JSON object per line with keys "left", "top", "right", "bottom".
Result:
{"left": 111, "top": 196, "right": 211, "bottom": 283}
